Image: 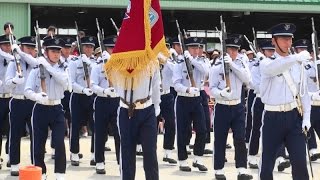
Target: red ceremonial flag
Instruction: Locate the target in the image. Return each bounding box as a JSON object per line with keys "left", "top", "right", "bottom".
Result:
{"left": 105, "top": 0, "right": 158, "bottom": 90}
{"left": 150, "top": 0, "right": 169, "bottom": 58}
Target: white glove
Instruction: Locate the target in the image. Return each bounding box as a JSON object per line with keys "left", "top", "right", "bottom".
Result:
{"left": 302, "top": 117, "right": 311, "bottom": 131}
{"left": 102, "top": 51, "right": 111, "bottom": 61}
{"left": 81, "top": 54, "right": 92, "bottom": 66}
{"left": 103, "top": 87, "right": 115, "bottom": 96}
{"left": 83, "top": 88, "right": 93, "bottom": 96}
{"left": 12, "top": 73, "right": 24, "bottom": 85}
{"left": 220, "top": 87, "right": 232, "bottom": 99}
{"left": 311, "top": 91, "right": 320, "bottom": 101}
{"left": 296, "top": 50, "right": 311, "bottom": 64}
{"left": 154, "top": 105, "right": 161, "bottom": 117}
{"left": 223, "top": 55, "right": 232, "bottom": 64}
{"left": 256, "top": 52, "right": 266, "bottom": 60}
{"left": 157, "top": 52, "right": 166, "bottom": 61}
{"left": 35, "top": 92, "right": 49, "bottom": 104}
{"left": 170, "top": 48, "right": 178, "bottom": 57}
{"left": 11, "top": 44, "right": 21, "bottom": 54}
{"left": 188, "top": 87, "right": 199, "bottom": 95}
{"left": 184, "top": 50, "right": 192, "bottom": 60}
{"left": 38, "top": 57, "right": 51, "bottom": 69}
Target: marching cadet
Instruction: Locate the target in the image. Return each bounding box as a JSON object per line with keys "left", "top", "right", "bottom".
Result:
{"left": 303, "top": 42, "right": 320, "bottom": 161}
{"left": 259, "top": 23, "right": 311, "bottom": 180}
{"left": 159, "top": 37, "right": 177, "bottom": 165}
{"left": 198, "top": 38, "right": 213, "bottom": 154}
{"left": 209, "top": 35, "right": 252, "bottom": 180}
{"left": 0, "top": 34, "right": 13, "bottom": 169}
{"left": 69, "top": 36, "right": 96, "bottom": 166}
{"left": 91, "top": 35, "right": 120, "bottom": 174}
{"left": 170, "top": 37, "right": 182, "bottom": 98}
{"left": 113, "top": 57, "right": 161, "bottom": 179}
{"left": 173, "top": 37, "right": 208, "bottom": 172}
{"left": 50, "top": 37, "right": 75, "bottom": 160}
{"left": 25, "top": 37, "right": 68, "bottom": 180}
{"left": 247, "top": 40, "right": 291, "bottom": 172}
{"left": 6, "top": 36, "right": 38, "bottom": 176}
{"left": 245, "top": 50, "right": 256, "bottom": 148}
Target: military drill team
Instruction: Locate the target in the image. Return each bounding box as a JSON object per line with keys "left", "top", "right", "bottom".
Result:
{"left": 0, "top": 17, "right": 320, "bottom": 180}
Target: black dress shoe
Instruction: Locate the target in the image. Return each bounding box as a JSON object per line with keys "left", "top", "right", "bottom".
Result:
{"left": 192, "top": 162, "right": 208, "bottom": 172}
{"left": 310, "top": 153, "right": 320, "bottom": 161}
{"left": 215, "top": 174, "right": 226, "bottom": 180}
{"left": 163, "top": 157, "right": 177, "bottom": 164}
{"left": 179, "top": 165, "right": 191, "bottom": 172}
{"left": 204, "top": 149, "right": 213, "bottom": 154}
{"left": 237, "top": 173, "right": 253, "bottom": 180}
{"left": 248, "top": 162, "right": 258, "bottom": 169}
{"left": 104, "top": 147, "right": 111, "bottom": 152}
{"left": 277, "top": 160, "right": 290, "bottom": 172}
{"left": 90, "top": 160, "right": 96, "bottom": 166}
{"left": 10, "top": 171, "right": 19, "bottom": 176}
{"left": 96, "top": 168, "right": 106, "bottom": 174}
{"left": 226, "top": 144, "right": 232, "bottom": 149}
{"left": 71, "top": 160, "right": 79, "bottom": 166}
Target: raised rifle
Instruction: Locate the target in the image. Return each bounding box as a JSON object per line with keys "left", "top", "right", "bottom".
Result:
{"left": 34, "top": 21, "right": 47, "bottom": 94}
{"left": 8, "top": 25, "right": 23, "bottom": 78}
{"left": 175, "top": 20, "right": 196, "bottom": 87}
{"left": 220, "top": 15, "right": 231, "bottom": 91}
{"left": 311, "top": 17, "right": 320, "bottom": 88}
{"left": 75, "top": 21, "right": 90, "bottom": 88}
{"left": 252, "top": 27, "right": 258, "bottom": 51}
{"left": 110, "top": 18, "right": 119, "bottom": 34}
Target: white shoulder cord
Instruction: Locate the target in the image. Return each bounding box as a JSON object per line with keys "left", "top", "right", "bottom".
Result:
{"left": 299, "top": 62, "right": 307, "bottom": 97}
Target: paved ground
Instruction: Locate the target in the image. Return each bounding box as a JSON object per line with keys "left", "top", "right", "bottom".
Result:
{"left": 0, "top": 133, "right": 319, "bottom": 180}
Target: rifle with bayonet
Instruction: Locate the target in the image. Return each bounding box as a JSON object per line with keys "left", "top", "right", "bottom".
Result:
{"left": 110, "top": 18, "right": 119, "bottom": 34}
{"left": 8, "top": 25, "right": 23, "bottom": 78}
{"left": 34, "top": 21, "right": 47, "bottom": 94}
{"left": 175, "top": 20, "right": 196, "bottom": 87}
{"left": 220, "top": 16, "right": 231, "bottom": 91}
{"left": 75, "top": 21, "right": 90, "bottom": 88}
{"left": 311, "top": 17, "right": 320, "bottom": 89}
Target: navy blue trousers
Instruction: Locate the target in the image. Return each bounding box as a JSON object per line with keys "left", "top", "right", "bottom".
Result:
{"left": 308, "top": 105, "right": 320, "bottom": 150}
{"left": 70, "top": 93, "right": 94, "bottom": 154}
{"left": 0, "top": 98, "right": 10, "bottom": 156}
{"left": 200, "top": 90, "right": 211, "bottom": 144}
{"left": 245, "top": 89, "right": 255, "bottom": 143}
{"left": 32, "top": 104, "right": 66, "bottom": 174}
{"left": 176, "top": 96, "right": 206, "bottom": 160}
{"left": 213, "top": 103, "right": 247, "bottom": 169}
{"left": 9, "top": 98, "right": 34, "bottom": 165}
{"left": 160, "top": 93, "right": 175, "bottom": 150}
{"left": 249, "top": 97, "right": 264, "bottom": 156}
{"left": 118, "top": 105, "right": 158, "bottom": 180}
{"left": 94, "top": 96, "right": 120, "bottom": 164}
{"left": 259, "top": 109, "right": 308, "bottom": 180}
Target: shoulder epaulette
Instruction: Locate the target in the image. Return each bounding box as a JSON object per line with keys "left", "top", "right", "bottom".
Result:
{"left": 305, "top": 64, "right": 312, "bottom": 70}
{"left": 71, "top": 57, "right": 79, "bottom": 61}
{"left": 253, "top": 62, "right": 260, "bottom": 67}
{"left": 96, "top": 60, "right": 103, "bottom": 65}
{"left": 176, "top": 59, "right": 184, "bottom": 64}
{"left": 33, "top": 65, "right": 39, "bottom": 69}
{"left": 214, "top": 62, "right": 222, "bottom": 66}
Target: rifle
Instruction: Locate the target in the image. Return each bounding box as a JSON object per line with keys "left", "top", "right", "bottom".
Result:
{"left": 220, "top": 15, "right": 231, "bottom": 91}
{"left": 75, "top": 21, "right": 90, "bottom": 88}
{"left": 311, "top": 17, "right": 320, "bottom": 89}
{"left": 252, "top": 27, "right": 258, "bottom": 51}
{"left": 110, "top": 18, "right": 119, "bottom": 34}
{"left": 8, "top": 25, "right": 23, "bottom": 78}
{"left": 34, "top": 21, "right": 47, "bottom": 94}
{"left": 175, "top": 20, "right": 196, "bottom": 87}
{"left": 244, "top": 35, "right": 258, "bottom": 56}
